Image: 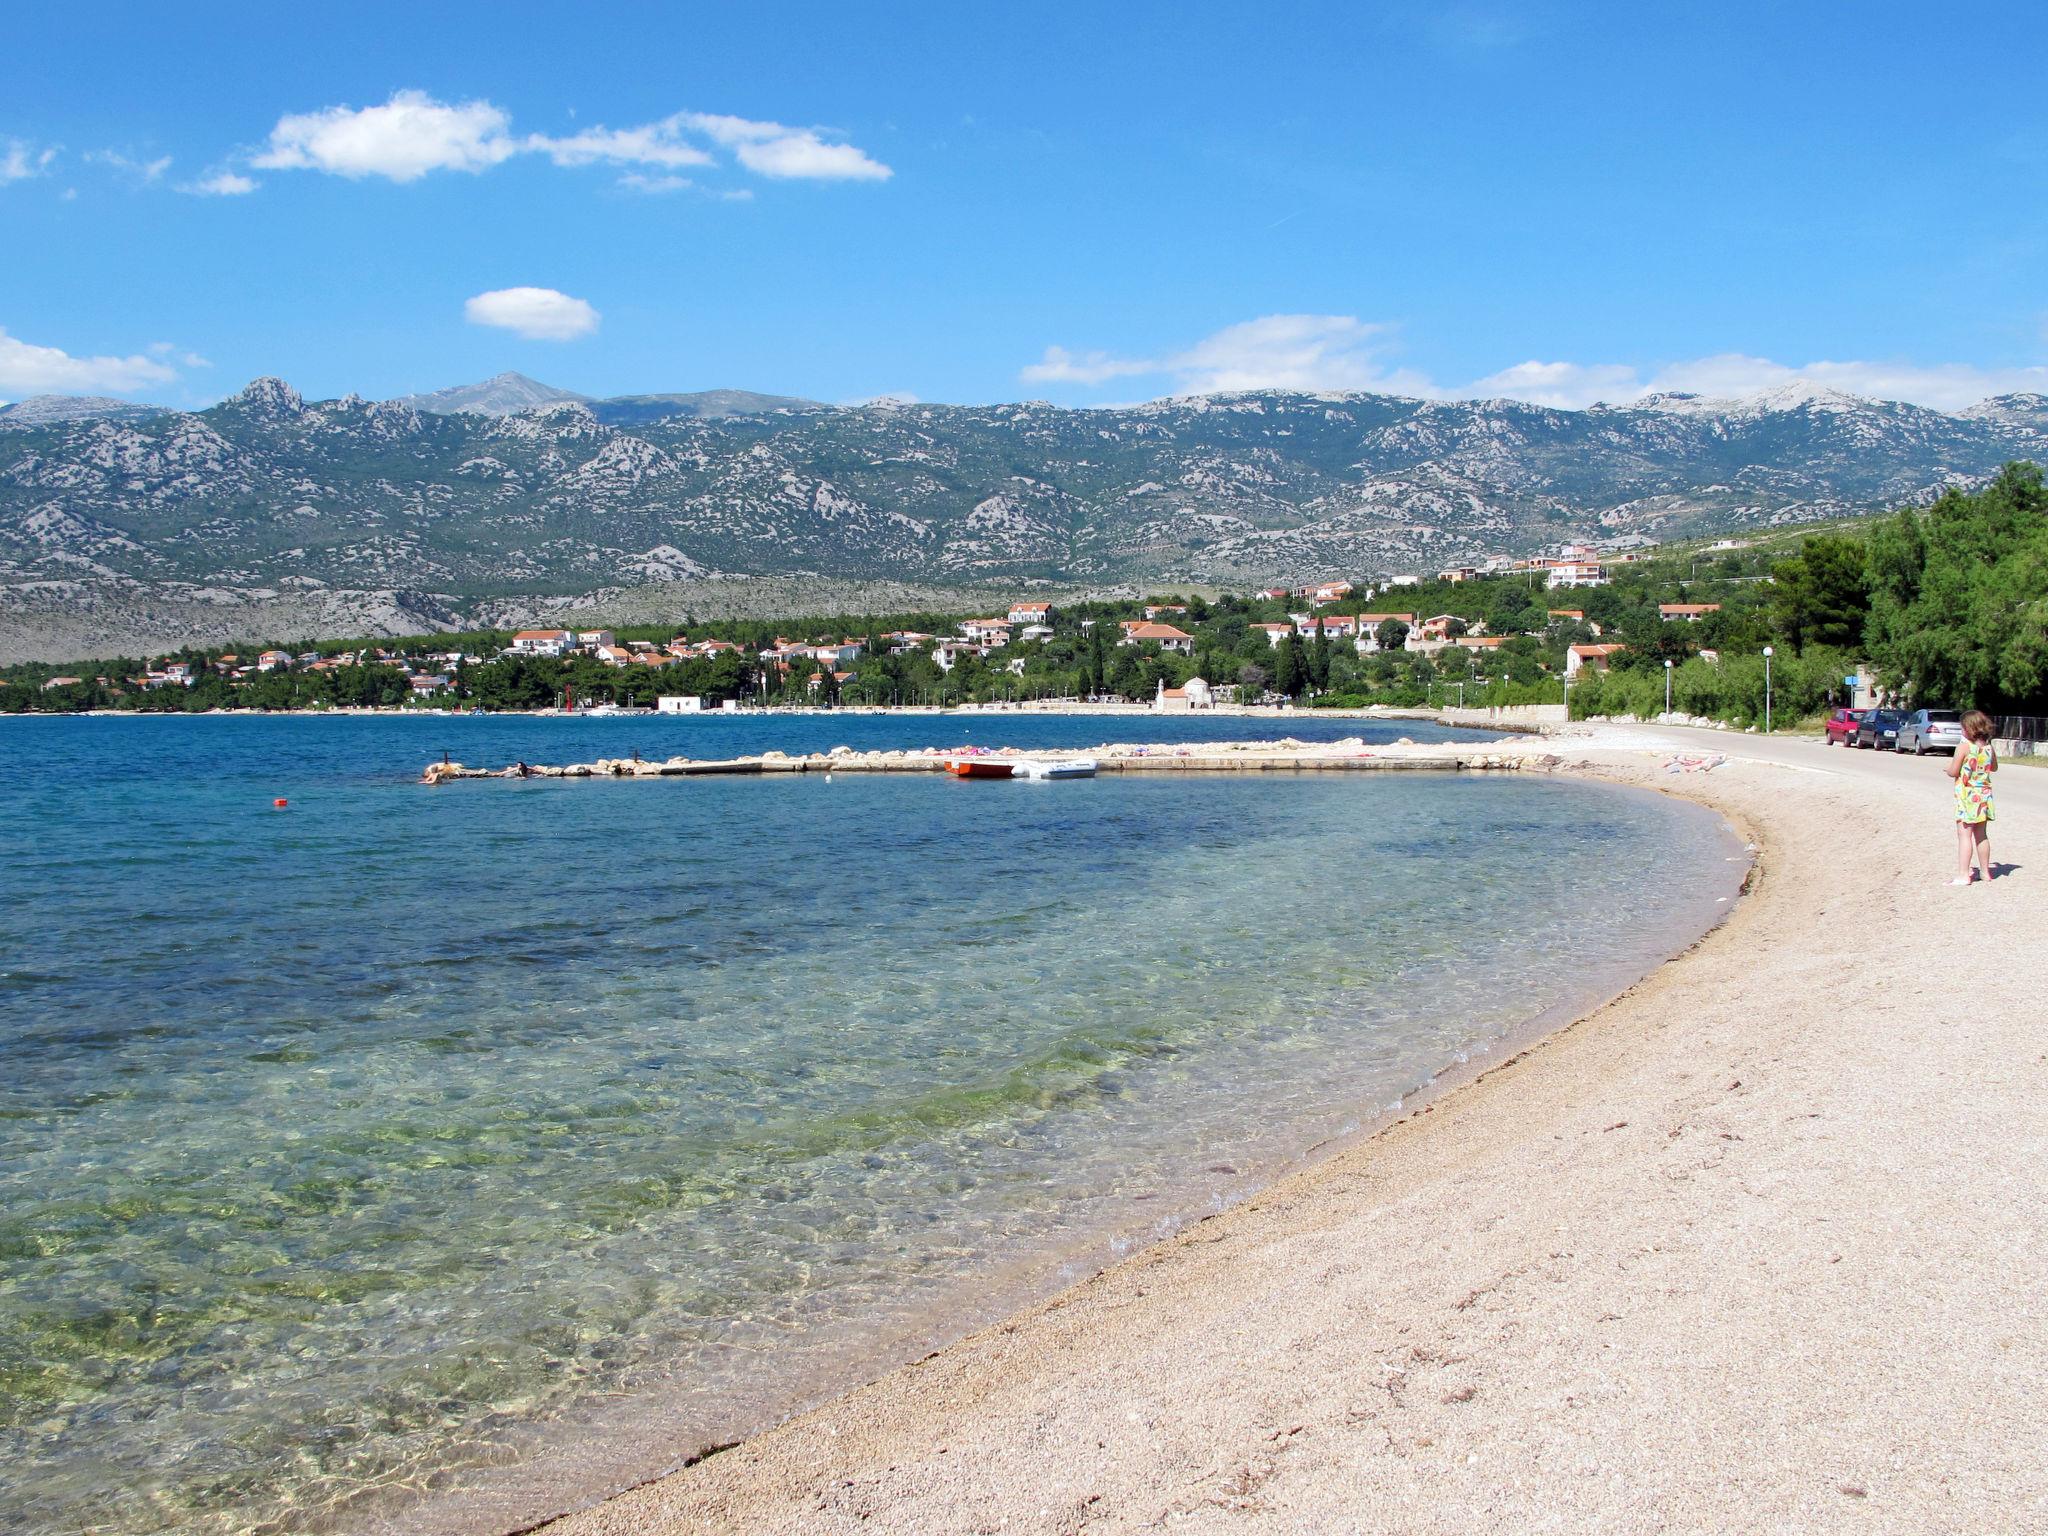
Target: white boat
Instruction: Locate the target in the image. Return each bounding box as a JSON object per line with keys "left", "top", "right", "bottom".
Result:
{"left": 1014, "top": 757, "right": 1098, "bottom": 780}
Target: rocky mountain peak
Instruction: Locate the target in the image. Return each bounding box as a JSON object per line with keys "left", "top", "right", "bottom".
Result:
{"left": 227, "top": 377, "right": 306, "bottom": 417}
{"left": 400, "top": 372, "right": 591, "bottom": 417}
{"left": 0, "top": 394, "right": 175, "bottom": 428}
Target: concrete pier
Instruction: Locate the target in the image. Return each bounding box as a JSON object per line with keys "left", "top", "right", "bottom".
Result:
{"left": 419, "top": 737, "right": 1556, "bottom": 784}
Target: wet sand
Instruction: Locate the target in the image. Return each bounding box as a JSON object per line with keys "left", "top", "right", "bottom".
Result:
{"left": 531, "top": 727, "right": 2046, "bottom": 1535}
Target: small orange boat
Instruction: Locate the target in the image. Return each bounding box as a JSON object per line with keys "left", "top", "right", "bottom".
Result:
{"left": 947, "top": 758, "right": 1014, "bottom": 779}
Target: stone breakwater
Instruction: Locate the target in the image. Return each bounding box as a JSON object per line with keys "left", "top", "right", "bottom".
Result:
{"left": 419, "top": 736, "right": 1555, "bottom": 784}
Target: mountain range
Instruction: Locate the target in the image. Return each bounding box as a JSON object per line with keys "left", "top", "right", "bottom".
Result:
{"left": 3, "top": 371, "right": 2044, "bottom": 662}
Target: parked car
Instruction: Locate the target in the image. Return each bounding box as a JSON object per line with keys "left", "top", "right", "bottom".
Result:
{"left": 1896, "top": 708, "right": 1966, "bottom": 755}
{"left": 1824, "top": 707, "right": 1871, "bottom": 746}
{"left": 1852, "top": 708, "right": 1906, "bottom": 749}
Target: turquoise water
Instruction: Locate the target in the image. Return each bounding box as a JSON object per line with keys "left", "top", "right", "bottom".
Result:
{"left": 0, "top": 715, "right": 1743, "bottom": 1534}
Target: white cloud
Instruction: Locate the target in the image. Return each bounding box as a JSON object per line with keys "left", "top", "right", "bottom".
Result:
{"left": 150, "top": 342, "right": 212, "bottom": 368}
{"left": 183, "top": 170, "right": 258, "bottom": 196}
{"left": 1460, "top": 359, "right": 1643, "bottom": 409}
{"left": 463, "top": 286, "right": 600, "bottom": 341}
{"left": 682, "top": 112, "right": 893, "bottom": 180}
{"left": 1467, "top": 352, "right": 2048, "bottom": 411}
{"left": 1023, "top": 315, "right": 1427, "bottom": 395}
{"left": 237, "top": 91, "right": 889, "bottom": 189}
{"left": 1172, "top": 315, "right": 1413, "bottom": 393}
{"left": 1021, "top": 345, "right": 1159, "bottom": 386}
{"left": 1, "top": 139, "right": 58, "bottom": 184}
{"left": 529, "top": 116, "right": 711, "bottom": 170}
{"left": 617, "top": 171, "right": 693, "bottom": 195}
{"left": 738, "top": 134, "right": 890, "bottom": 181}
{"left": 0, "top": 326, "right": 182, "bottom": 394}
{"left": 1024, "top": 315, "right": 2048, "bottom": 411}
{"left": 89, "top": 150, "right": 172, "bottom": 183}
{"left": 254, "top": 90, "right": 519, "bottom": 181}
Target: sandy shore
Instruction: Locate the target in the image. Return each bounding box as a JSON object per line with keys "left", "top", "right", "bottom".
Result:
{"left": 499, "top": 726, "right": 2047, "bottom": 1535}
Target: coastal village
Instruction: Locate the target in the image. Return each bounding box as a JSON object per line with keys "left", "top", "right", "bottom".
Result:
{"left": 8, "top": 531, "right": 1834, "bottom": 723}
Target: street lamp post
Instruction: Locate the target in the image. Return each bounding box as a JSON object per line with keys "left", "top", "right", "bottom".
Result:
{"left": 1664, "top": 657, "right": 1674, "bottom": 717}
{"left": 1763, "top": 645, "right": 1774, "bottom": 733}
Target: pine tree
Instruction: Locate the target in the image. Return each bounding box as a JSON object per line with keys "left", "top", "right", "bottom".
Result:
{"left": 1275, "top": 633, "right": 1306, "bottom": 697}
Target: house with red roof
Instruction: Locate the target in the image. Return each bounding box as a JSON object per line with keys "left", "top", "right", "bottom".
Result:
{"left": 510, "top": 629, "right": 573, "bottom": 657}
{"left": 1119, "top": 622, "right": 1195, "bottom": 654}
{"left": 1565, "top": 642, "right": 1627, "bottom": 678}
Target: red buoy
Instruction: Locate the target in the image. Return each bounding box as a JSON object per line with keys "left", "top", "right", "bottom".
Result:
{"left": 273, "top": 798, "right": 289, "bottom": 808}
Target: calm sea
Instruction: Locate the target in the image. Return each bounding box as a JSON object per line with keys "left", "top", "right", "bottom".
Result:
{"left": 0, "top": 714, "right": 1744, "bottom": 1534}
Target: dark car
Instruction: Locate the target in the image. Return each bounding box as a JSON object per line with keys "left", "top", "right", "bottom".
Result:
{"left": 1852, "top": 708, "right": 1906, "bottom": 750}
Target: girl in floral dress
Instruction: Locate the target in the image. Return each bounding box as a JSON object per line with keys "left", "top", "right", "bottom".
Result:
{"left": 1945, "top": 709, "right": 1997, "bottom": 884}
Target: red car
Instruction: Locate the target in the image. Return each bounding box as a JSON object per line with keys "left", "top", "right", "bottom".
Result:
{"left": 1824, "top": 707, "right": 1870, "bottom": 745}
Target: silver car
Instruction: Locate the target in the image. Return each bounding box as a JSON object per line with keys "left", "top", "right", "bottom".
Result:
{"left": 1897, "top": 708, "right": 1966, "bottom": 755}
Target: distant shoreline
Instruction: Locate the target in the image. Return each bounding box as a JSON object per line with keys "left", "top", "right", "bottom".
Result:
{"left": 4, "top": 702, "right": 1522, "bottom": 727}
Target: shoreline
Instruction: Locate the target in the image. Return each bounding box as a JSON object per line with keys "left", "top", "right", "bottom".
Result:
{"left": 415, "top": 736, "right": 1550, "bottom": 784}
{"left": 346, "top": 742, "right": 1745, "bottom": 1536}
{"left": 491, "top": 726, "right": 2046, "bottom": 1535}
{"left": 0, "top": 702, "right": 1544, "bottom": 727}
{"left": 360, "top": 771, "right": 1745, "bottom": 1536}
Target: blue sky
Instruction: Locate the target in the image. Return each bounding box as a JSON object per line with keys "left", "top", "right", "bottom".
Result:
{"left": 3, "top": 1, "right": 2044, "bottom": 411}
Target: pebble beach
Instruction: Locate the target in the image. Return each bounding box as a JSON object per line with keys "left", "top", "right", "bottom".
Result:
{"left": 526, "top": 724, "right": 2048, "bottom": 1536}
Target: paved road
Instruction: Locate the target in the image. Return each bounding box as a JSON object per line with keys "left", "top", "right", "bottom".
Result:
{"left": 1624, "top": 723, "right": 2048, "bottom": 815}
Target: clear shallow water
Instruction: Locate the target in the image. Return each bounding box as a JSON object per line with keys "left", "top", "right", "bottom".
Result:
{"left": 0, "top": 715, "right": 1743, "bottom": 1534}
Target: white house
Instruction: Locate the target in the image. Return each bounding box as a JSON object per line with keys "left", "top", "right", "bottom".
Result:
{"left": 1353, "top": 613, "right": 1416, "bottom": 653}
{"left": 1546, "top": 560, "right": 1609, "bottom": 590}
{"left": 1154, "top": 675, "right": 1214, "bottom": 711}
{"left": 1120, "top": 622, "right": 1195, "bottom": 654}
{"left": 1565, "top": 643, "right": 1627, "bottom": 678}
{"left": 1008, "top": 602, "right": 1052, "bottom": 625}
{"left": 511, "top": 629, "right": 573, "bottom": 657}
{"left": 960, "top": 618, "right": 1013, "bottom": 646}
{"left": 805, "top": 640, "right": 864, "bottom": 667}
{"left": 656, "top": 694, "right": 705, "bottom": 713}
{"left": 1659, "top": 603, "right": 1721, "bottom": 623}
{"left": 1293, "top": 613, "right": 1357, "bottom": 638}
{"left": 933, "top": 638, "right": 990, "bottom": 671}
